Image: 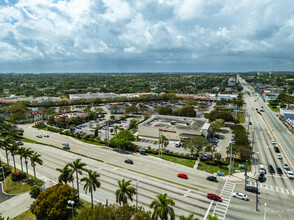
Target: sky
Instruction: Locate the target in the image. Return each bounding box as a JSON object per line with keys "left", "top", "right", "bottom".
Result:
{"left": 1, "top": 0, "right": 294, "bottom": 73}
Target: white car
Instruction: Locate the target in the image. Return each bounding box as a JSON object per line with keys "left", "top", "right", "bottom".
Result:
{"left": 276, "top": 153, "right": 282, "bottom": 159}
{"left": 62, "top": 142, "right": 69, "bottom": 146}
{"left": 232, "top": 192, "right": 249, "bottom": 201}
{"left": 271, "top": 139, "right": 276, "bottom": 144}
{"left": 283, "top": 162, "right": 290, "bottom": 170}
{"left": 285, "top": 170, "right": 294, "bottom": 180}
{"left": 44, "top": 134, "right": 49, "bottom": 137}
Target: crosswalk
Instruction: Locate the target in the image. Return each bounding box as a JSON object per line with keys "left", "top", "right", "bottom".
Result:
{"left": 212, "top": 180, "right": 235, "bottom": 220}
{"left": 248, "top": 181, "right": 294, "bottom": 196}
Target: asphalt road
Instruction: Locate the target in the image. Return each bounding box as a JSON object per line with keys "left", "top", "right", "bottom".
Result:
{"left": 10, "top": 124, "right": 226, "bottom": 218}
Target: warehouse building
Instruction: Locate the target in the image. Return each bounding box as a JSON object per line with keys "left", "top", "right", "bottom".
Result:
{"left": 138, "top": 115, "right": 210, "bottom": 141}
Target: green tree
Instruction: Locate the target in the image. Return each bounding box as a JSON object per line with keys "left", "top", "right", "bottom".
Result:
{"left": 157, "top": 107, "right": 173, "bottom": 115}
{"left": 56, "top": 164, "right": 73, "bottom": 185}
{"left": 17, "top": 146, "right": 26, "bottom": 173}
{"left": 184, "top": 99, "right": 198, "bottom": 107}
{"left": 159, "top": 135, "right": 169, "bottom": 150}
{"left": 23, "top": 148, "right": 33, "bottom": 181}
{"left": 125, "top": 106, "right": 139, "bottom": 116}
{"left": 129, "top": 119, "right": 137, "bottom": 129}
{"left": 8, "top": 143, "right": 19, "bottom": 174}
{"left": 180, "top": 214, "right": 199, "bottom": 220}
{"left": 115, "top": 179, "right": 136, "bottom": 206}
{"left": 68, "top": 158, "right": 87, "bottom": 203}
{"left": 30, "top": 152, "right": 43, "bottom": 184}
{"left": 94, "top": 128, "right": 99, "bottom": 137}
{"left": 208, "top": 214, "right": 218, "bottom": 220}
{"left": 0, "top": 135, "right": 15, "bottom": 169}
{"left": 214, "top": 152, "right": 222, "bottom": 163}
{"left": 173, "top": 106, "right": 196, "bottom": 117}
{"left": 109, "top": 130, "right": 135, "bottom": 149}
{"left": 183, "top": 136, "right": 209, "bottom": 154}
{"left": 150, "top": 193, "right": 175, "bottom": 220}
{"left": 32, "top": 183, "right": 78, "bottom": 220}
{"left": 81, "top": 170, "right": 101, "bottom": 208}
{"left": 30, "top": 185, "right": 41, "bottom": 199}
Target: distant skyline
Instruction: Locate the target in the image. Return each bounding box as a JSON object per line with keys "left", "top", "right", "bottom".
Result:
{"left": 1, "top": 0, "right": 294, "bottom": 73}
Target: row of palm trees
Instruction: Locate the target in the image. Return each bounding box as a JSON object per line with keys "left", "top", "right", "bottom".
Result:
{"left": 0, "top": 135, "right": 43, "bottom": 184}
{"left": 56, "top": 159, "right": 177, "bottom": 219}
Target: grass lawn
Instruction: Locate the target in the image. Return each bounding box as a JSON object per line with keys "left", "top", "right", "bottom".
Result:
{"left": 22, "top": 137, "right": 38, "bottom": 143}
{"left": 1, "top": 162, "right": 44, "bottom": 194}
{"left": 197, "top": 160, "right": 251, "bottom": 175}
{"left": 152, "top": 154, "right": 196, "bottom": 168}
{"left": 238, "top": 112, "right": 245, "bottom": 123}
{"left": 14, "top": 210, "right": 36, "bottom": 220}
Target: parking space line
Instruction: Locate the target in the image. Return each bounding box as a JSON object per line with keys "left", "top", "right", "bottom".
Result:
{"left": 281, "top": 188, "right": 284, "bottom": 193}
{"left": 291, "top": 190, "right": 294, "bottom": 195}
{"left": 286, "top": 189, "right": 289, "bottom": 194}
{"left": 276, "top": 187, "right": 279, "bottom": 192}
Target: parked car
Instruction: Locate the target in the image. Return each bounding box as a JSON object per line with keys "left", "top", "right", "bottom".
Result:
{"left": 258, "top": 174, "right": 266, "bottom": 182}
{"left": 274, "top": 146, "right": 280, "bottom": 153}
{"left": 268, "top": 165, "right": 275, "bottom": 174}
{"left": 43, "top": 134, "right": 49, "bottom": 137}
{"left": 285, "top": 170, "right": 294, "bottom": 180}
{"left": 245, "top": 186, "right": 260, "bottom": 194}
{"left": 232, "top": 192, "right": 249, "bottom": 201}
{"left": 206, "top": 176, "right": 218, "bottom": 182}
{"left": 62, "top": 142, "right": 69, "bottom": 146}
{"left": 17, "top": 141, "right": 23, "bottom": 145}
{"left": 124, "top": 159, "right": 133, "bottom": 164}
{"left": 283, "top": 162, "right": 290, "bottom": 170}
{"left": 277, "top": 167, "right": 283, "bottom": 175}
{"left": 63, "top": 146, "right": 70, "bottom": 150}
{"left": 271, "top": 139, "right": 276, "bottom": 144}
{"left": 36, "top": 135, "right": 42, "bottom": 138}
{"left": 177, "top": 173, "right": 188, "bottom": 179}
{"left": 207, "top": 193, "right": 222, "bottom": 202}
{"left": 276, "top": 153, "right": 282, "bottom": 159}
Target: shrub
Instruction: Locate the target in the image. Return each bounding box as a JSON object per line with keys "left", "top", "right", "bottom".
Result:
{"left": 11, "top": 172, "right": 26, "bottom": 181}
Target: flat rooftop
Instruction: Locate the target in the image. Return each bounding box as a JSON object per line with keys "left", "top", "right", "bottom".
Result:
{"left": 144, "top": 117, "right": 206, "bottom": 132}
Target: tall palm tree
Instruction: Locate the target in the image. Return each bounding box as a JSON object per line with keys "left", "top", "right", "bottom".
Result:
{"left": 30, "top": 152, "right": 43, "bottom": 184}
{"left": 115, "top": 179, "right": 136, "bottom": 206}
{"left": 1, "top": 135, "right": 15, "bottom": 169}
{"left": 8, "top": 143, "right": 19, "bottom": 174}
{"left": 17, "top": 147, "right": 26, "bottom": 173}
{"left": 68, "top": 158, "right": 87, "bottom": 203}
{"left": 81, "top": 170, "right": 101, "bottom": 208}
{"left": 56, "top": 164, "right": 73, "bottom": 185}
{"left": 23, "top": 148, "right": 33, "bottom": 181}
{"left": 150, "top": 193, "right": 175, "bottom": 220}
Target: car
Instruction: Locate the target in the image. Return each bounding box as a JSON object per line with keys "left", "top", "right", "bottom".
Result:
{"left": 207, "top": 193, "right": 222, "bottom": 202}
{"left": 277, "top": 167, "right": 283, "bottom": 175}
{"left": 203, "top": 153, "right": 208, "bottom": 160}
{"left": 285, "top": 170, "right": 294, "bottom": 180}
{"left": 63, "top": 146, "right": 70, "bottom": 150}
{"left": 271, "top": 139, "right": 276, "bottom": 144}
{"left": 36, "top": 135, "right": 42, "bottom": 138}
{"left": 268, "top": 165, "right": 275, "bottom": 174}
{"left": 124, "top": 159, "right": 134, "bottom": 164}
{"left": 245, "top": 186, "right": 260, "bottom": 194}
{"left": 232, "top": 192, "right": 249, "bottom": 201}
{"left": 249, "top": 121, "right": 252, "bottom": 125}
{"left": 206, "top": 176, "right": 218, "bottom": 182}
{"left": 177, "top": 173, "right": 188, "bottom": 179}
{"left": 283, "top": 162, "right": 290, "bottom": 170}
{"left": 146, "top": 146, "right": 151, "bottom": 150}
{"left": 43, "top": 134, "right": 49, "bottom": 137}
{"left": 274, "top": 146, "right": 280, "bottom": 153}
{"left": 258, "top": 174, "right": 266, "bottom": 182}
{"left": 276, "top": 153, "right": 282, "bottom": 159}
{"left": 62, "top": 142, "right": 69, "bottom": 145}
{"left": 17, "top": 141, "right": 23, "bottom": 145}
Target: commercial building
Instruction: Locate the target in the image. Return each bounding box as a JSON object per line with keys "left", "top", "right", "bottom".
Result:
{"left": 138, "top": 115, "right": 210, "bottom": 141}
{"left": 279, "top": 108, "right": 294, "bottom": 120}
{"left": 69, "top": 92, "right": 119, "bottom": 101}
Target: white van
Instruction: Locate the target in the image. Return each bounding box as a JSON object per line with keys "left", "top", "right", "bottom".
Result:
{"left": 259, "top": 164, "right": 266, "bottom": 174}
{"left": 175, "top": 141, "right": 182, "bottom": 148}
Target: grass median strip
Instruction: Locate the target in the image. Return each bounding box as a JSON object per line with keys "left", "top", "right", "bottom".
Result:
{"left": 151, "top": 154, "right": 196, "bottom": 168}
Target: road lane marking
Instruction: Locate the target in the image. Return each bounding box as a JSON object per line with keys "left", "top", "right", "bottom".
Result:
{"left": 286, "top": 189, "right": 289, "bottom": 194}
{"left": 271, "top": 185, "right": 273, "bottom": 190}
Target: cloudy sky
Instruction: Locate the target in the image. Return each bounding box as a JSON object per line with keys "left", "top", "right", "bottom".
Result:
{"left": 1, "top": 0, "right": 294, "bottom": 73}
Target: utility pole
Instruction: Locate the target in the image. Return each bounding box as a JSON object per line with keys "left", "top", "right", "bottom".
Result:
{"left": 247, "top": 114, "right": 250, "bottom": 131}
{"left": 229, "top": 141, "right": 233, "bottom": 176}
{"left": 245, "top": 160, "right": 248, "bottom": 189}
{"left": 158, "top": 130, "right": 161, "bottom": 158}
{"left": 256, "top": 179, "right": 259, "bottom": 211}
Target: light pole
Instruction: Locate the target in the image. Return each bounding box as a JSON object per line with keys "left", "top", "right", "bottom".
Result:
{"left": 229, "top": 141, "right": 233, "bottom": 176}
{"left": 264, "top": 203, "right": 267, "bottom": 220}
{"left": 0, "top": 165, "right": 7, "bottom": 191}
{"left": 68, "top": 200, "right": 75, "bottom": 217}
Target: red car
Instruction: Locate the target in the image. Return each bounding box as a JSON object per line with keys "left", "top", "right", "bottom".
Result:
{"left": 177, "top": 173, "right": 188, "bottom": 179}
{"left": 207, "top": 193, "right": 222, "bottom": 202}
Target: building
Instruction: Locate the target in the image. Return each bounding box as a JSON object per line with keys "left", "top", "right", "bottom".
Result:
{"left": 279, "top": 108, "right": 294, "bottom": 120}
{"left": 54, "top": 111, "right": 89, "bottom": 121}
{"left": 69, "top": 92, "right": 118, "bottom": 101}
{"left": 138, "top": 115, "right": 210, "bottom": 141}
{"left": 262, "top": 90, "right": 278, "bottom": 102}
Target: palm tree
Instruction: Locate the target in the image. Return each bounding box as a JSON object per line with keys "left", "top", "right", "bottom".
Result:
{"left": 150, "top": 193, "right": 175, "bottom": 220}
{"left": 68, "top": 158, "right": 87, "bottom": 203}
{"left": 8, "top": 143, "right": 19, "bottom": 174}
{"left": 180, "top": 214, "right": 199, "bottom": 220}
{"left": 81, "top": 170, "right": 101, "bottom": 208}
{"left": 115, "top": 179, "right": 136, "bottom": 206}
{"left": 18, "top": 147, "right": 26, "bottom": 174}
{"left": 56, "top": 164, "right": 73, "bottom": 185}
{"left": 23, "top": 148, "right": 33, "bottom": 181}
{"left": 1, "top": 135, "right": 15, "bottom": 169}
{"left": 30, "top": 152, "right": 43, "bottom": 184}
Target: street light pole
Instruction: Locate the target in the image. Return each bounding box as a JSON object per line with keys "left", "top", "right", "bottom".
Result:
{"left": 68, "top": 200, "right": 75, "bottom": 217}
{"left": 229, "top": 141, "right": 232, "bottom": 176}
{"left": 245, "top": 160, "right": 248, "bottom": 189}
{"left": 264, "top": 203, "right": 267, "bottom": 220}
{"left": 1, "top": 165, "right": 6, "bottom": 191}
{"left": 256, "top": 179, "right": 259, "bottom": 212}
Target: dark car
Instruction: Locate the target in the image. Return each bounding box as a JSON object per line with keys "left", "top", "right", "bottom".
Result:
{"left": 17, "top": 141, "right": 23, "bottom": 145}
{"left": 277, "top": 167, "right": 283, "bottom": 175}
{"left": 258, "top": 174, "right": 266, "bottom": 182}
{"left": 124, "top": 159, "right": 134, "bottom": 164}
{"left": 207, "top": 193, "right": 222, "bottom": 202}
{"left": 207, "top": 176, "right": 218, "bottom": 182}
{"left": 177, "top": 173, "right": 188, "bottom": 179}
{"left": 274, "top": 146, "right": 280, "bottom": 153}
{"left": 268, "top": 165, "right": 275, "bottom": 174}
{"left": 245, "top": 186, "right": 260, "bottom": 194}
{"left": 63, "top": 146, "right": 70, "bottom": 150}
